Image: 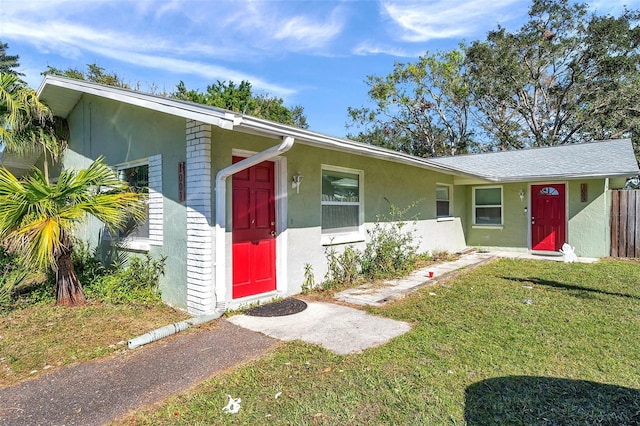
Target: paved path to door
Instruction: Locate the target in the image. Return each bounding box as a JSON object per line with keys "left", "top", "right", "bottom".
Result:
{"left": 0, "top": 321, "right": 275, "bottom": 426}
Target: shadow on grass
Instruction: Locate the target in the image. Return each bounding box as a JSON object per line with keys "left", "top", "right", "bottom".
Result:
{"left": 465, "top": 376, "right": 640, "bottom": 425}
{"left": 500, "top": 276, "right": 640, "bottom": 301}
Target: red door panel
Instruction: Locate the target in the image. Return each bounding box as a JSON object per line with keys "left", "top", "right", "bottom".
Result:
{"left": 232, "top": 157, "right": 276, "bottom": 299}
{"left": 531, "top": 184, "right": 566, "bottom": 251}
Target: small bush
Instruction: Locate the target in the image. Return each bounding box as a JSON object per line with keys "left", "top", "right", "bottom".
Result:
{"left": 0, "top": 248, "right": 49, "bottom": 312}
{"left": 84, "top": 254, "right": 165, "bottom": 305}
{"left": 72, "top": 239, "right": 107, "bottom": 285}
{"left": 322, "top": 245, "right": 361, "bottom": 290}
{"left": 319, "top": 201, "right": 421, "bottom": 290}
{"left": 361, "top": 202, "right": 420, "bottom": 280}
{"left": 301, "top": 263, "right": 316, "bottom": 293}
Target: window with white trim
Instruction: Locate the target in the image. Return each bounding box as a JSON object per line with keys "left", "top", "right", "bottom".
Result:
{"left": 115, "top": 155, "right": 163, "bottom": 249}
{"left": 473, "top": 186, "right": 502, "bottom": 225}
{"left": 321, "top": 166, "right": 363, "bottom": 240}
{"left": 119, "top": 162, "right": 149, "bottom": 239}
{"left": 436, "top": 184, "right": 452, "bottom": 217}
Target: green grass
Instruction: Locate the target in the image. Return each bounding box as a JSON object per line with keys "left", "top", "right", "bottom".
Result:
{"left": 0, "top": 302, "right": 190, "bottom": 386}
{"left": 115, "top": 258, "right": 640, "bottom": 425}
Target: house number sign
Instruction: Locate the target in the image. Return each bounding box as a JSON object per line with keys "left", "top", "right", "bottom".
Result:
{"left": 178, "top": 161, "right": 186, "bottom": 202}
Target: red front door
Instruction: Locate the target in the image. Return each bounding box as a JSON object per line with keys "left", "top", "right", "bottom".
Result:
{"left": 232, "top": 157, "right": 276, "bottom": 299}
{"left": 531, "top": 184, "right": 566, "bottom": 251}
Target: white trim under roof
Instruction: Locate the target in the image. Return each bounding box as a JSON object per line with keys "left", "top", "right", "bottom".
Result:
{"left": 37, "top": 75, "right": 479, "bottom": 180}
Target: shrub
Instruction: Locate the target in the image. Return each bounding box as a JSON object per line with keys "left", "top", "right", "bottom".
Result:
{"left": 361, "top": 202, "right": 420, "bottom": 280}
{"left": 319, "top": 200, "right": 421, "bottom": 291}
{"left": 84, "top": 254, "right": 165, "bottom": 305}
{"left": 322, "top": 245, "right": 361, "bottom": 290}
{"left": 0, "top": 248, "right": 49, "bottom": 312}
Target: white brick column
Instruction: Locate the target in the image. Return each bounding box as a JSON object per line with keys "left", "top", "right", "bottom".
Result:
{"left": 147, "top": 154, "right": 163, "bottom": 246}
{"left": 185, "top": 120, "right": 215, "bottom": 314}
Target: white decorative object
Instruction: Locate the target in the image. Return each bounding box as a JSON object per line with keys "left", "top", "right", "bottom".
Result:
{"left": 222, "top": 395, "right": 241, "bottom": 414}
{"left": 559, "top": 243, "right": 577, "bottom": 263}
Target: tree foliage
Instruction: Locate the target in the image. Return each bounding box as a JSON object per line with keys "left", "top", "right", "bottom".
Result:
{"left": 44, "top": 63, "right": 130, "bottom": 88}
{"left": 0, "top": 158, "right": 145, "bottom": 305}
{"left": 466, "top": 0, "right": 640, "bottom": 150}
{"left": 0, "top": 73, "right": 67, "bottom": 180}
{"left": 0, "top": 40, "right": 23, "bottom": 77}
{"left": 0, "top": 45, "right": 143, "bottom": 306}
{"left": 348, "top": 0, "right": 640, "bottom": 157}
{"left": 174, "top": 80, "right": 308, "bottom": 129}
{"left": 348, "top": 49, "right": 472, "bottom": 157}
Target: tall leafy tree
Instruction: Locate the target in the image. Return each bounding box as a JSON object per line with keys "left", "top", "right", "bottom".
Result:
{"left": 174, "top": 80, "right": 309, "bottom": 129}
{"left": 347, "top": 49, "right": 473, "bottom": 157}
{"left": 0, "top": 159, "right": 144, "bottom": 305}
{"left": 348, "top": 1, "right": 640, "bottom": 157}
{"left": 465, "top": 0, "right": 640, "bottom": 150}
{"left": 0, "top": 41, "right": 23, "bottom": 77}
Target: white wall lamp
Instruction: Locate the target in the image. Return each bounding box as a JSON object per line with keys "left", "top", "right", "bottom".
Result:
{"left": 291, "top": 172, "right": 303, "bottom": 193}
{"left": 519, "top": 189, "right": 525, "bottom": 202}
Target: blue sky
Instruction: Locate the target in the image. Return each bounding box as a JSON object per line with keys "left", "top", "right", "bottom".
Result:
{"left": 1, "top": 0, "right": 637, "bottom": 137}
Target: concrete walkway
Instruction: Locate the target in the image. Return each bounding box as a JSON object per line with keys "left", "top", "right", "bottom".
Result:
{"left": 334, "top": 250, "right": 598, "bottom": 307}
{"left": 228, "top": 301, "right": 411, "bottom": 355}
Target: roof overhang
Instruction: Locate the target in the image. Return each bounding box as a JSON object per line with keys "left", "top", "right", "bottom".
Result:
{"left": 37, "top": 75, "right": 482, "bottom": 180}
{"left": 0, "top": 149, "right": 42, "bottom": 177}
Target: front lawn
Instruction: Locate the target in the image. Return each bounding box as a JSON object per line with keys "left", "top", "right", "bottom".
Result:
{"left": 0, "top": 302, "right": 189, "bottom": 386}
{"left": 116, "top": 258, "right": 640, "bottom": 425}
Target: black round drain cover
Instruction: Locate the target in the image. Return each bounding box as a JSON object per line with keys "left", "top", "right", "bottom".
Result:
{"left": 244, "top": 298, "right": 308, "bottom": 317}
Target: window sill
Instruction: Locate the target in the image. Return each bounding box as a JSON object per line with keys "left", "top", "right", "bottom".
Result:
{"left": 437, "top": 216, "right": 455, "bottom": 222}
{"left": 321, "top": 232, "right": 365, "bottom": 246}
{"left": 472, "top": 225, "right": 504, "bottom": 230}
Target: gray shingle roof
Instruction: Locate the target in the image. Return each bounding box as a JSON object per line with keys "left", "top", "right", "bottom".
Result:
{"left": 429, "top": 139, "right": 639, "bottom": 182}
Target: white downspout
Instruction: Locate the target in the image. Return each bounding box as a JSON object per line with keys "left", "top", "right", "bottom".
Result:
{"left": 214, "top": 135, "right": 295, "bottom": 311}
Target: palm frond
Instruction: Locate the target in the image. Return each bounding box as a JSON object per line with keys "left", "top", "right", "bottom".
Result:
{"left": 0, "top": 158, "right": 145, "bottom": 271}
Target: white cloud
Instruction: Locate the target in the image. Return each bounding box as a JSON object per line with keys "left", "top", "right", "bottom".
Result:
{"left": 89, "top": 48, "right": 297, "bottom": 97}
{"left": 273, "top": 10, "right": 345, "bottom": 50}
{"left": 352, "top": 42, "right": 414, "bottom": 57}
{"left": 588, "top": 0, "right": 640, "bottom": 14}
{"left": 1, "top": 17, "right": 295, "bottom": 97}
{"left": 381, "top": 0, "right": 526, "bottom": 42}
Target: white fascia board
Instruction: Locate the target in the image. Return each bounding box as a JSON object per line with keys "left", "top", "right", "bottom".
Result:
{"left": 38, "top": 76, "right": 236, "bottom": 130}
{"left": 462, "top": 171, "right": 640, "bottom": 184}
{"left": 236, "top": 115, "right": 483, "bottom": 179}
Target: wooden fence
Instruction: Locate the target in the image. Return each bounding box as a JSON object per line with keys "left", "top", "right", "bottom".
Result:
{"left": 610, "top": 190, "right": 640, "bottom": 257}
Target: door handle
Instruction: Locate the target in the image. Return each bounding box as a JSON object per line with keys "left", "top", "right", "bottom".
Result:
{"left": 270, "top": 231, "right": 276, "bottom": 237}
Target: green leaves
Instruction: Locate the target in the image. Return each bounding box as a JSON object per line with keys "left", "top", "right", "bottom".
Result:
{"left": 349, "top": 0, "right": 640, "bottom": 158}
{"left": 0, "top": 158, "right": 145, "bottom": 272}
{"left": 348, "top": 48, "right": 472, "bottom": 158}
{"left": 173, "top": 79, "right": 309, "bottom": 129}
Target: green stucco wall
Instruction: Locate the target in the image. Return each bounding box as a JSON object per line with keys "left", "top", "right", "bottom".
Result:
{"left": 63, "top": 95, "right": 189, "bottom": 309}
{"left": 210, "top": 127, "right": 467, "bottom": 295}
{"left": 463, "top": 179, "right": 612, "bottom": 257}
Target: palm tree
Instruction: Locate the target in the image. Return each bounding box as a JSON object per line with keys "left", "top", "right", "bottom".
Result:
{"left": 0, "top": 158, "right": 145, "bottom": 305}
{"left": 0, "top": 72, "right": 64, "bottom": 181}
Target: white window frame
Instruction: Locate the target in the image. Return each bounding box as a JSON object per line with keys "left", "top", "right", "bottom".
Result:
{"left": 321, "top": 165, "right": 364, "bottom": 245}
{"left": 113, "top": 155, "right": 163, "bottom": 251}
{"left": 436, "top": 183, "right": 453, "bottom": 220}
{"left": 472, "top": 185, "right": 503, "bottom": 228}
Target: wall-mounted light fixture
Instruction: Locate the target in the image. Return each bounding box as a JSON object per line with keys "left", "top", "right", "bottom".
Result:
{"left": 291, "top": 172, "right": 303, "bottom": 193}
{"left": 519, "top": 189, "right": 525, "bottom": 202}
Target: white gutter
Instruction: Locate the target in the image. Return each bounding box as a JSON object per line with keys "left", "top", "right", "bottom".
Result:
{"left": 213, "top": 135, "right": 295, "bottom": 310}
